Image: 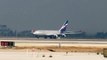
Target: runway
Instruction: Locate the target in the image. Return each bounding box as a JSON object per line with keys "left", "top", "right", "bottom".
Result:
{"left": 0, "top": 38, "right": 107, "bottom": 60}
{"left": 0, "top": 38, "right": 107, "bottom": 47}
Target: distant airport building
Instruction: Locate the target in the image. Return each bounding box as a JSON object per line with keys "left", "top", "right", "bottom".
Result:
{"left": 0, "top": 25, "right": 14, "bottom": 36}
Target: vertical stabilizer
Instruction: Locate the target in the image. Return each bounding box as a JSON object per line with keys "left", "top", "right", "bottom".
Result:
{"left": 59, "top": 20, "right": 68, "bottom": 33}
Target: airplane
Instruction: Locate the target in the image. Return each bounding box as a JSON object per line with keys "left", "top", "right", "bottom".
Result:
{"left": 32, "top": 20, "right": 68, "bottom": 39}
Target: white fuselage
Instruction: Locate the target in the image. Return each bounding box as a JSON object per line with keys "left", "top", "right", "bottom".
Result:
{"left": 33, "top": 30, "right": 60, "bottom": 35}
{"left": 32, "top": 20, "right": 68, "bottom": 38}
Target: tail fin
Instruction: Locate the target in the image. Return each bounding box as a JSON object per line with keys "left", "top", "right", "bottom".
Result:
{"left": 59, "top": 20, "right": 68, "bottom": 33}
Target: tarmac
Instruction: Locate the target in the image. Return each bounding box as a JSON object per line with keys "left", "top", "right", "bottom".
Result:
{"left": 0, "top": 38, "right": 107, "bottom": 47}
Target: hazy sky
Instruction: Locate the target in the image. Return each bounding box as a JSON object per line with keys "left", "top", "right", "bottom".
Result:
{"left": 0, "top": 0, "right": 107, "bottom": 33}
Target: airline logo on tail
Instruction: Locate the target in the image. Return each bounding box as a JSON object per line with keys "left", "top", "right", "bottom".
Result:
{"left": 59, "top": 20, "right": 68, "bottom": 33}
